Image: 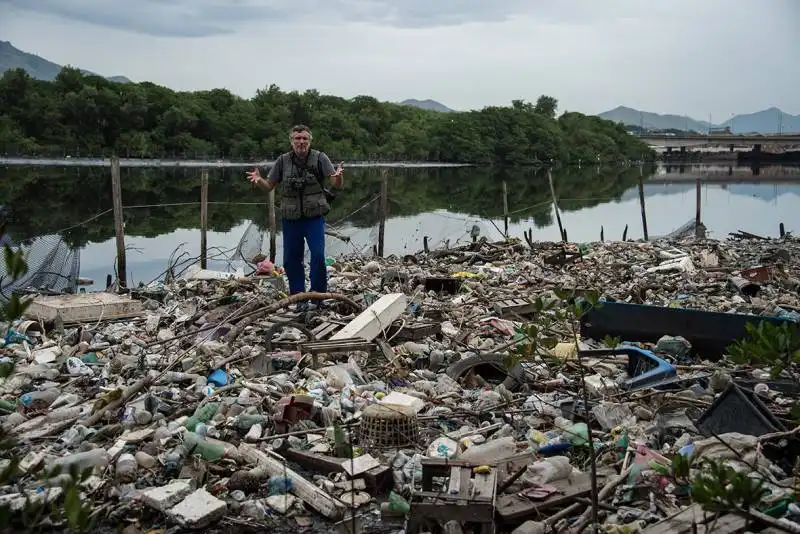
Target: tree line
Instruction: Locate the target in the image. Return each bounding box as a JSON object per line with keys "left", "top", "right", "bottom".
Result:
{"left": 0, "top": 66, "right": 654, "bottom": 165}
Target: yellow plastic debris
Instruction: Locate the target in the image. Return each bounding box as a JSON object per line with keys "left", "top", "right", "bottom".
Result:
{"left": 472, "top": 465, "right": 491, "bottom": 475}
{"left": 550, "top": 342, "right": 578, "bottom": 360}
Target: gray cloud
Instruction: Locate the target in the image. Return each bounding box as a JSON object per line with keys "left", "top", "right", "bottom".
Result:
{"left": 7, "top": 0, "right": 800, "bottom": 38}
{"left": 4, "top": 0, "right": 287, "bottom": 37}
{"left": 333, "top": 0, "right": 534, "bottom": 28}
{"left": 5, "top": 0, "right": 544, "bottom": 36}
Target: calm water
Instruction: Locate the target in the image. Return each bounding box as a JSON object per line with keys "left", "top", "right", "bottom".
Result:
{"left": 1, "top": 163, "right": 798, "bottom": 291}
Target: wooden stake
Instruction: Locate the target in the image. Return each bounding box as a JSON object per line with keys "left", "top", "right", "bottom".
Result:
{"left": 547, "top": 169, "right": 566, "bottom": 242}
{"left": 377, "top": 169, "right": 388, "bottom": 257}
{"left": 268, "top": 189, "right": 277, "bottom": 263}
{"left": 638, "top": 166, "right": 649, "bottom": 241}
{"left": 695, "top": 178, "right": 702, "bottom": 238}
{"left": 200, "top": 169, "right": 209, "bottom": 269}
{"left": 502, "top": 180, "right": 509, "bottom": 237}
{"left": 110, "top": 156, "right": 127, "bottom": 290}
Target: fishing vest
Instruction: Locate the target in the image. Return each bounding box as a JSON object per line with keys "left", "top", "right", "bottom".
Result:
{"left": 279, "top": 149, "right": 331, "bottom": 220}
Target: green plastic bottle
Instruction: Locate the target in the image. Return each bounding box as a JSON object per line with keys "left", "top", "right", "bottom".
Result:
{"left": 185, "top": 402, "right": 219, "bottom": 432}
{"left": 183, "top": 431, "right": 238, "bottom": 461}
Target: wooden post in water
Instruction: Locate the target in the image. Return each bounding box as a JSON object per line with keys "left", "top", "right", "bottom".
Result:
{"left": 502, "top": 181, "right": 509, "bottom": 238}
{"left": 200, "top": 169, "right": 209, "bottom": 269}
{"left": 268, "top": 190, "right": 277, "bottom": 263}
{"left": 377, "top": 169, "right": 388, "bottom": 257}
{"left": 547, "top": 169, "right": 566, "bottom": 242}
{"left": 110, "top": 156, "right": 127, "bottom": 290}
{"left": 638, "top": 166, "right": 649, "bottom": 241}
{"left": 695, "top": 178, "right": 702, "bottom": 238}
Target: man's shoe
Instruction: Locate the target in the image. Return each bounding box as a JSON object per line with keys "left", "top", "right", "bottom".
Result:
{"left": 312, "top": 300, "right": 329, "bottom": 310}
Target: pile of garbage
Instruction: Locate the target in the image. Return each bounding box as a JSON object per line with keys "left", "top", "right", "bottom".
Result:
{"left": 2, "top": 232, "right": 800, "bottom": 534}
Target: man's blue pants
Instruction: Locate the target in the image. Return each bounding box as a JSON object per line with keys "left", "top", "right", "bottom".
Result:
{"left": 282, "top": 216, "right": 327, "bottom": 296}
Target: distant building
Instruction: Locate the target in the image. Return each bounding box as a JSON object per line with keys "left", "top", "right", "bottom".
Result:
{"left": 709, "top": 126, "right": 732, "bottom": 134}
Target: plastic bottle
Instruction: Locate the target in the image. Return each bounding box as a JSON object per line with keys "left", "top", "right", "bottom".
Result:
{"left": 185, "top": 402, "right": 219, "bottom": 432}
{"left": 615, "top": 429, "right": 630, "bottom": 460}
{"left": 19, "top": 389, "right": 60, "bottom": 411}
{"left": 183, "top": 431, "right": 240, "bottom": 462}
{"left": 49, "top": 448, "right": 110, "bottom": 474}
{"left": 387, "top": 491, "right": 410, "bottom": 514}
{"left": 233, "top": 414, "right": 271, "bottom": 432}
{"left": 115, "top": 453, "right": 138, "bottom": 482}
{"left": 163, "top": 444, "right": 187, "bottom": 476}
{"left": 567, "top": 422, "right": 589, "bottom": 446}
{"left": 458, "top": 436, "right": 516, "bottom": 464}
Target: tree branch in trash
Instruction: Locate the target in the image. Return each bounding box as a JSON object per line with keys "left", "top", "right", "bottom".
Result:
{"left": 727, "top": 321, "right": 800, "bottom": 422}
{"left": 508, "top": 287, "right": 605, "bottom": 531}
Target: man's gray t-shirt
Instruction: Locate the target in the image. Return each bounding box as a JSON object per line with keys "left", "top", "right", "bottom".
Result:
{"left": 267, "top": 151, "right": 336, "bottom": 184}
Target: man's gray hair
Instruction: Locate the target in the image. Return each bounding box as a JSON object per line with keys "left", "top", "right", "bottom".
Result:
{"left": 290, "top": 124, "right": 313, "bottom": 140}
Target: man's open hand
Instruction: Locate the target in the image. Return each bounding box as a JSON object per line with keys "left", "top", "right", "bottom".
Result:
{"left": 246, "top": 168, "right": 262, "bottom": 184}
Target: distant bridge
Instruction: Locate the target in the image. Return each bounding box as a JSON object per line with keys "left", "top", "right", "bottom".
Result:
{"left": 638, "top": 133, "right": 800, "bottom": 150}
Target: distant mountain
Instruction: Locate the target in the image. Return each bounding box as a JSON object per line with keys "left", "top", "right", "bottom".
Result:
{"left": 400, "top": 99, "right": 454, "bottom": 112}
{"left": 599, "top": 105, "right": 800, "bottom": 134}
{"left": 719, "top": 107, "right": 800, "bottom": 135}
{"left": 0, "top": 41, "right": 131, "bottom": 83}
{"left": 599, "top": 106, "right": 710, "bottom": 132}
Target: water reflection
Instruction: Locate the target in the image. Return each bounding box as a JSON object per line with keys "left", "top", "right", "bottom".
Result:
{"left": 0, "top": 164, "right": 653, "bottom": 245}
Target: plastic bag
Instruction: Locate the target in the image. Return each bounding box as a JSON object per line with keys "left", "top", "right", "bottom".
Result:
{"left": 267, "top": 475, "right": 293, "bottom": 495}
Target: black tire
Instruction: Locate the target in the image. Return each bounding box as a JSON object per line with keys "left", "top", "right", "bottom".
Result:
{"left": 445, "top": 354, "right": 524, "bottom": 392}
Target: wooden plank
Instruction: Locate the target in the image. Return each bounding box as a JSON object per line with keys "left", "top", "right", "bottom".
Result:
{"left": 301, "top": 339, "right": 375, "bottom": 354}
{"left": 473, "top": 471, "right": 496, "bottom": 501}
{"left": 25, "top": 292, "right": 143, "bottom": 323}
{"left": 447, "top": 466, "right": 461, "bottom": 495}
{"left": 420, "top": 453, "right": 532, "bottom": 470}
{"left": 331, "top": 293, "right": 407, "bottom": 342}
{"left": 282, "top": 449, "right": 390, "bottom": 493}
{"left": 341, "top": 454, "right": 380, "bottom": 477}
{"left": 458, "top": 467, "right": 471, "bottom": 498}
{"left": 312, "top": 321, "right": 342, "bottom": 339}
{"left": 493, "top": 299, "right": 536, "bottom": 318}
{"left": 238, "top": 443, "right": 347, "bottom": 520}
{"left": 496, "top": 473, "right": 597, "bottom": 521}
{"left": 386, "top": 321, "right": 441, "bottom": 341}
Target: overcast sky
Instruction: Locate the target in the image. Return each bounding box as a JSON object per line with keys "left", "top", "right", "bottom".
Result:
{"left": 1, "top": 0, "right": 798, "bottom": 119}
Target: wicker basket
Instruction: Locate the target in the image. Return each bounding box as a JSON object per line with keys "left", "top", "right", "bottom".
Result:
{"left": 358, "top": 403, "right": 419, "bottom": 449}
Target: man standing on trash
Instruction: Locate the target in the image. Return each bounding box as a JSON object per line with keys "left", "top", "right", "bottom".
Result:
{"left": 246, "top": 125, "right": 344, "bottom": 310}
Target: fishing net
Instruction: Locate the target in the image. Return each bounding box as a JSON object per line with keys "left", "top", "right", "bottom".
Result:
{"left": 0, "top": 233, "right": 81, "bottom": 302}
{"left": 232, "top": 221, "right": 265, "bottom": 265}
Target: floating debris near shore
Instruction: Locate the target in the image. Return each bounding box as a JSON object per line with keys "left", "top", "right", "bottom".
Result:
{"left": 2, "top": 231, "right": 800, "bottom": 533}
